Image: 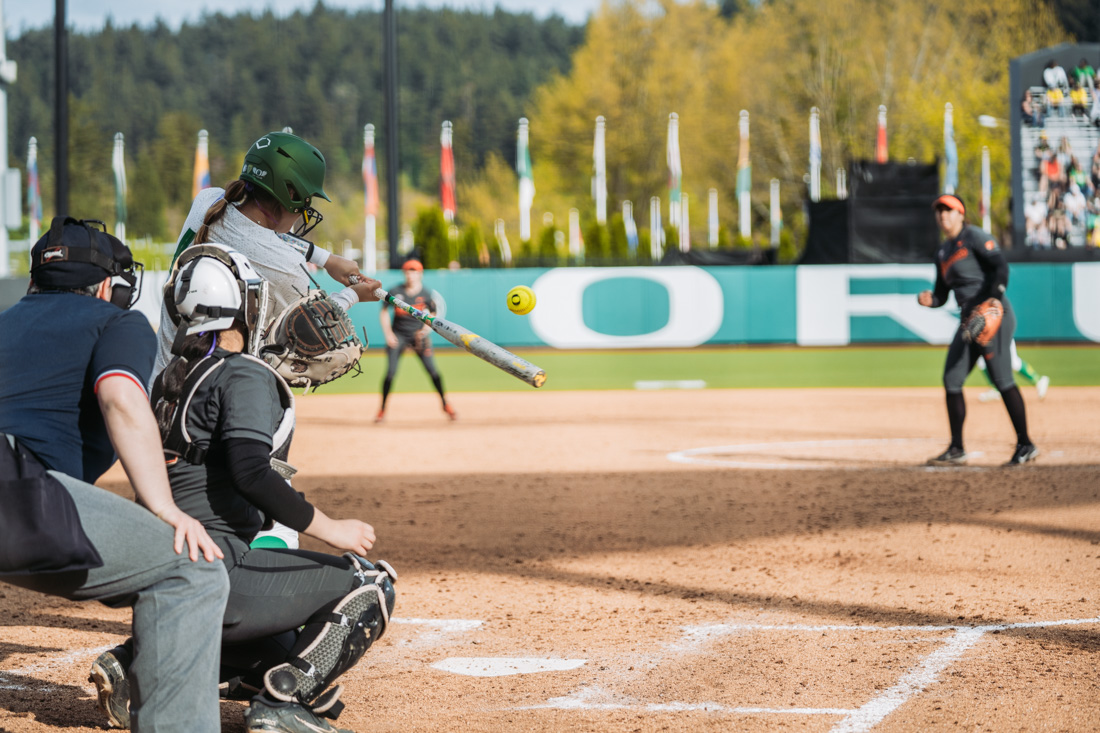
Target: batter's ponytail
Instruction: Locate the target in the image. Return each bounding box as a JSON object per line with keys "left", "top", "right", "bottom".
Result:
{"left": 194, "top": 180, "right": 249, "bottom": 245}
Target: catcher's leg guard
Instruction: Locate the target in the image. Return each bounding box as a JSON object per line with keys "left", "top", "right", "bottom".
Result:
{"left": 263, "top": 557, "right": 396, "bottom": 705}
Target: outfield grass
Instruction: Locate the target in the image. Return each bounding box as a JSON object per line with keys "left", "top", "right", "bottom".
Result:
{"left": 318, "top": 344, "right": 1100, "bottom": 395}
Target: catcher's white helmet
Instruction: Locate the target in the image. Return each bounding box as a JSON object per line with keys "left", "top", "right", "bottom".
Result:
{"left": 165, "top": 243, "right": 270, "bottom": 355}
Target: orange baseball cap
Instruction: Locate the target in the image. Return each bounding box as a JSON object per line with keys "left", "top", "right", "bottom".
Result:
{"left": 932, "top": 193, "right": 966, "bottom": 214}
{"left": 401, "top": 259, "right": 424, "bottom": 271}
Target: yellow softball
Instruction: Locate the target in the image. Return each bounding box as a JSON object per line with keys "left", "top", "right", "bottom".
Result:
{"left": 507, "top": 285, "right": 536, "bottom": 315}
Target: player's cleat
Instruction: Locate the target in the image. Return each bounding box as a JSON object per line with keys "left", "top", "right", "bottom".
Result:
{"left": 374, "top": 409, "right": 385, "bottom": 423}
{"left": 443, "top": 404, "right": 457, "bottom": 421}
{"left": 89, "top": 645, "right": 132, "bottom": 729}
{"left": 1036, "top": 375, "right": 1050, "bottom": 400}
{"left": 1004, "top": 443, "right": 1039, "bottom": 466}
{"left": 245, "top": 697, "right": 352, "bottom": 733}
{"left": 927, "top": 446, "right": 967, "bottom": 466}
{"left": 978, "top": 388, "right": 1001, "bottom": 403}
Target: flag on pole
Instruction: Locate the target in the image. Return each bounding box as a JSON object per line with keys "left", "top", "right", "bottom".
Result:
{"left": 770, "top": 178, "right": 781, "bottom": 247}
{"left": 593, "top": 116, "right": 607, "bottom": 225}
{"left": 666, "top": 113, "right": 682, "bottom": 229}
{"left": 363, "top": 124, "right": 378, "bottom": 273}
{"left": 623, "top": 201, "right": 638, "bottom": 256}
{"left": 192, "top": 129, "right": 210, "bottom": 200}
{"left": 112, "top": 132, "right": 128, "bottom": 242}
{"left": 708, "top": 188, "right": 718, "bottom": 247}
{"left": 495, "top": 218, "right": 512, "bottom": 266}
{"left": 517, "top": 118, "right": 535, "bottom": 242}
{"left": 809, "top": 107, "right": 821, "bottom": 202}
{"left": 981, "top": 146, "right": 991, "bottom": 233}
{"left": 568, "top": 208, "right": 584, "bottom": 262}
{"left": 679, "top": 193, "right": 690, "bottom": 252}
{"left": 440, "top": 121, "right": 456, "bottom": 224}
{"left": 875, "top": 105, "right": 888, "bottom": 163}
{"left": 649, "top": 196, "right": 662, "bottom": 261}
{"left": 944, "top": 103, "right": 958, "bottom": 194}
{"left": 737, "top": 110, "right": 751, "bottom": 239}
{"left": 27, "top": 137, "right": 41, "bottom": 245}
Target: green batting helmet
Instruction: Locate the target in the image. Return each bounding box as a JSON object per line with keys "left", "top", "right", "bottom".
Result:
{"left": 240, "top": 132, "right": 331, "bottom": 215}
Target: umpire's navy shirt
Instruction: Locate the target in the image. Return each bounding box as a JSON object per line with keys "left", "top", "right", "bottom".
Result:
{"left": 0, "top": 292, "right": 156, "bottom": 483}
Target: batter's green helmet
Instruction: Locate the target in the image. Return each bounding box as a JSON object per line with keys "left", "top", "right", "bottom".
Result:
{"left": 240, "top": 132, "right": 331, "bottom": 215}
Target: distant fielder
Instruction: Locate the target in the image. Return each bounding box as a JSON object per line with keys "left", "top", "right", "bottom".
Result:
{"left": 376, "top": 259, "right": 456, "bottom": 422}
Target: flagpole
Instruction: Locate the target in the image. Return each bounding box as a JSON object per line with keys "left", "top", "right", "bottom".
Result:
{"left": 623, "top": 200, "right": 638, "bottom": 258}
{"left": 494, "top": 218, "right": 512, "bottom": 266}
{"left": 517, "top": 118, "right": 534, "bottom": 243}
{"left": 649, "top": 196, "right": 662, "bottom": 261}
{"left": 737, "top": 110, "right": 751, "bottom": 240}
{"left": 837, "top": 168, "right": 848, "bottom": 199}
{"left": 708, "top": 188, "right": 718, "bottom": 247}
{"left": 593, "top": 116, "right": 607, "bottom": 225}
{"left": 27, "top": 137, "right": 40, "bottom": 246}
{"left": 770, "top": 178, "right": 781, "bottom": 247}
{"left": 363, "top": 124, "right": 378, "bottom": 274}
{"left": 809, "top": 107, "right": 821, "bottom": 202}
{"left": 667, "top": 113, "right": 682, "bottom": 230}
{"left": 112, "top": 132, "right": 127, "bottom": 242}
{"left": 944, "top": 103, "right": 957, "bottom": 194}
{"left": 981, "top": 146, "right": 991, "bottom": 233}
{"left": 568, "top": 208, "right": 583, "bottom": 263}
{"left": 0, "top": 0, "right": 14, "bottom": 277}
{"left": 679, "top": 193, "right": 690, "bottom": 252}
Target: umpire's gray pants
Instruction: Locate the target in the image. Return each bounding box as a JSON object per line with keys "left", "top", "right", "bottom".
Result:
{"left": 2, "top": 472, "right": 229, "bottom": 733}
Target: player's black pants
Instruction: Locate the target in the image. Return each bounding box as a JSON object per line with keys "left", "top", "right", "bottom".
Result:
{"left": 214, "top": 535, "right": 363, "bottom": 686}
{"left": 384, "top": 333, "right": 441, "bottom": 382}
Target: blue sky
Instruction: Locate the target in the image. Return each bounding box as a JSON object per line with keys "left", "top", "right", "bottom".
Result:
{"left": 4, "top": 0, "right": 596, "bottom": 34}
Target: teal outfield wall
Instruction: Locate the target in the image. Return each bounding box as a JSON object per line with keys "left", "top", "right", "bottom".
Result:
{"left": 5, "top": 263, "right": 1097, "bottom": 348}
{"left": 317, "top": 262, "right": 1100, "bottom": 349}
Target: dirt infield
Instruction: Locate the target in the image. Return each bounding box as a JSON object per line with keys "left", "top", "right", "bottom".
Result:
{"left": 2, "top": 386, "right": 1098, "bottom": 732}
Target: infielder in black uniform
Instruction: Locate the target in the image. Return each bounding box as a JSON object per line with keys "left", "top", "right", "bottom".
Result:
{"left": 376, "top": 259, "right": 456, "bottom": 422}
{"left": 918, "top": 193, "right": 1039, "bottom": 467}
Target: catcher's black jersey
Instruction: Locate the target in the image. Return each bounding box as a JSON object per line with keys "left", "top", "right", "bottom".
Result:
{"left": 931, "top": 224, "right": 1011, "bottom": 317}
{"left": 386, "top": 283, "right": 436, "bottom": 338}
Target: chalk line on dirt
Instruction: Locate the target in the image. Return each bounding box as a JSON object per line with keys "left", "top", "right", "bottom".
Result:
{"left": 668, "top": 438, "right": 943, "bottom": 469}
{"left": 432, "top": 657, "right": 586, "bottom": 677}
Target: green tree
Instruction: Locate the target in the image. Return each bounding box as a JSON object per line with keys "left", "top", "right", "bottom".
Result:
{"left": 413, "top": 206, "right": 450, "bottom": 269}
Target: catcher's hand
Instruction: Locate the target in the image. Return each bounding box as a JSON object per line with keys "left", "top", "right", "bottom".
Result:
{"left": 961, "top": 298, "right": 1003, "bottom": 347}
{"left": 263, "top": 291, "right": 364, "bottom": 389}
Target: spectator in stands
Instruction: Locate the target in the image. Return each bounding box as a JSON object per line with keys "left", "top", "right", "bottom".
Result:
{"left": 1065, "top": 181, "right": 1087, "bottom": 227}
{"left": 1021, "top": 90, "right": 1044, "bottom": 127}
{"left": 1049, "top": 207, "right": 1069, "bottom": 249}
{"left": 1073, "top": 58, "right": 1096, "bottom": 89}
{"left": 1090, "top": 149, "right": 1100, "bottom": 192}
{"left": 1044, "top": 60, "right": 1069, "bottom": 116}
{"left": 1088, "top": 194, "right": 1100, "bottom": 248}
{"left": 1025, "top": 196, "right": 1048, "bottom": 247}
{"left": 1069, "top": 156, "right": 1092, "bottom": 198}
{"left": 1070, "top": 79, "right": 1089, "bottom": 119}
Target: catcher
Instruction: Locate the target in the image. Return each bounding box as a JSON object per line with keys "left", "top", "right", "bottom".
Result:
{"left": 918, "top": 193, "right": 1038, "bottom": 467}
{"left": 91, "top": 245, "right": 397, "bottom": 733}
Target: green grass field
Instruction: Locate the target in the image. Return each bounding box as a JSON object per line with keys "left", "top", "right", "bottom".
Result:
{"left": 319, "top": 344, "right": 1100, "bottom": 394}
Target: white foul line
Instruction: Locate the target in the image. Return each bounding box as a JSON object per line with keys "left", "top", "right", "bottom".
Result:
{"left": 667, "top": 438, "right": 942, "bottom": 470}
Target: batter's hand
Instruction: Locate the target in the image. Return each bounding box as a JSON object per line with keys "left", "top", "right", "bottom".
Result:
{"left": 917, "top": 290, "right": 934, "bottom": 307}
{"left": 156, "top": 506, "right": 224, "bottom": 562}
{"left": 324, "top": 254, "right": 364, "bottom": 286}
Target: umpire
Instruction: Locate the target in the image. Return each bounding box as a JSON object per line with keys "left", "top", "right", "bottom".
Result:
{"left": 918, "top": 194, "right": 1039, "bottom": 467}
{"left": 0, "top": 217, "right": 229, "bottom": 731}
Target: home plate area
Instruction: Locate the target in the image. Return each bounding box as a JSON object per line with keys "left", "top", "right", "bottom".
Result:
{"left": 377, "top": 614, "right": 1100, "bottom": 731}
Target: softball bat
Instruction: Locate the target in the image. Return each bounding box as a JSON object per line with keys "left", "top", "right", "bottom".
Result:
{"left": 375, "top": 287, "right": 546, "bottom": 388}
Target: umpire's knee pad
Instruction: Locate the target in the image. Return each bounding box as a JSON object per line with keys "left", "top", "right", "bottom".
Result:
{"left": 263, "top": 557, "right": 397, "bottom": 705}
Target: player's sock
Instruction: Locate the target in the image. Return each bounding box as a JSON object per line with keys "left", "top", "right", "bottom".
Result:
{"left": 1001, "top": 386, "right": 1032, "bottom": 446}
{"left": 946, "top": 392, "right": 966, "bottom": 449}
{"left": 1018, "top": 360, "right": 1040, "bottom": 385}
{"left": 380, "top": 378, "right": 393, "bottom": 411}
{"left": 430, "top": 374, "right": 446, "bottom": 404}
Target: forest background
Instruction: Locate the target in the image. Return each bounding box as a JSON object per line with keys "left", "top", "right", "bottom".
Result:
{"left": 6, "top": 0, "right": 1097, "bottom": 266}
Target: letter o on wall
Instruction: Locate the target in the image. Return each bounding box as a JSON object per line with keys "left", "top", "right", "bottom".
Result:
{"left": 529, "top": 267, "right": 723, "bottom": 348}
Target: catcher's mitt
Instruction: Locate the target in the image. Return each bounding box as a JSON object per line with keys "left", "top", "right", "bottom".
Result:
{"left": 262, "top": 291, "right": 364, "bottom": 389}
{"left": 961, "top": 297, "right": 1003, "bottom": 347}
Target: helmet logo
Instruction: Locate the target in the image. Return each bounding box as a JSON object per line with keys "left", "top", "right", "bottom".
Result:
{"left": 254, "top": 136, "right": 271, "bottom": 150}
{"left": 242, "top": 164, "right": 269, "bottom": 179}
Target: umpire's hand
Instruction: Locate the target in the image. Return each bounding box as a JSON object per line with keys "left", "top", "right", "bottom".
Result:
{"left": 155, "top": 505, "right": 225, "bottom": 563}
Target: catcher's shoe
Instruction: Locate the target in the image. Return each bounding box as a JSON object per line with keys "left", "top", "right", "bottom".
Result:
{"left": 1036, "top": 375, "right": 1050, "bottom": 400}
{"left": 89, "top": 645, "right": 132, "bottom": 729}
{"left": 978, "top": 388, "right": 1001, "bottom": 403}
{"left": 927, "top": 446, "right": 967, "bottom": 466}
{"left": 1004, "top": 443, "right": 1039, "bottom": 466}
{"left": 443, "top": 404, "right": 457, "bottom": 421}
{"left": 245, "top": 697, "right": 352, "bottom": 733}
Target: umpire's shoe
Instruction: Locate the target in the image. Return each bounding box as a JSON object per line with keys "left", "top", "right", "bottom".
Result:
{"left": 245, "top": 696, "right": 352, "bottom": 733}
{"left": 89, "top": 644, "right": 132, "bottom": 729}
{"left": 1004, "top": 443, "right": 1039, "bottom": 466}
{"left": 927, "top": 446, "right": 967, "bottom": 467}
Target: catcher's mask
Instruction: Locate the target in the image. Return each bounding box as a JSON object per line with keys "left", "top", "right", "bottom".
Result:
{"left": 164, "top": 244, "right": 270, "bottom": 356}
{"left": 30, "top": 217, "right": 144, "bottom": 309}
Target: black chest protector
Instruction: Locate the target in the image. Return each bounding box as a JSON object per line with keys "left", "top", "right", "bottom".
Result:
{"left": 152, "top": 354, "right": 296, "bottom": 477}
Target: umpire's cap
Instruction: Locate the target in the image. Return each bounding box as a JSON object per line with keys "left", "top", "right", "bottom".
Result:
{"left": 31, "top": 217, "right": 132, "bottom": 290}
{"left": 932, "top": 193, "right": 966, "bottom": 215}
